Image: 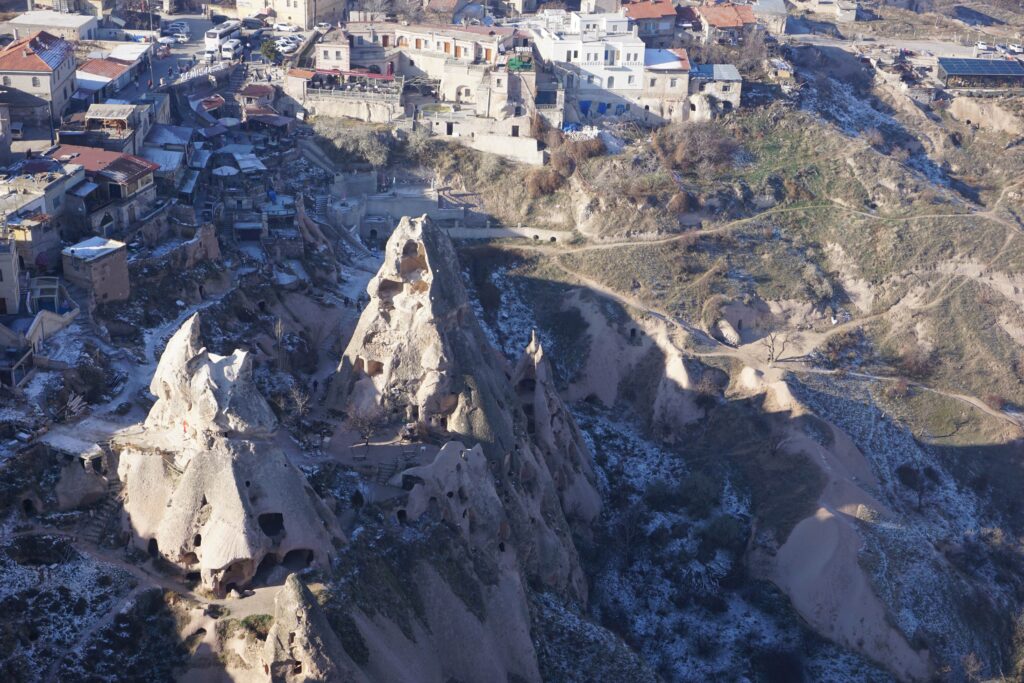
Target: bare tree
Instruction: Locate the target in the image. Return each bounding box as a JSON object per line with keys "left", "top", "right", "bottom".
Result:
{"left": 349, "top": 409, "right": 384, "bottom": 456}
{"left": 761, "top": 332, "right": 789, "bottom": 365}
{"left": 274, "top": 318, "right": 285, "bottom": 372}
{"left": 290, "top": 385, "right": 312, "bottom": 440}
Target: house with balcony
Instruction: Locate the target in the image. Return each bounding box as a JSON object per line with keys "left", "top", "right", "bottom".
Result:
{"left": 49, "top": 145, "right": 158, "bottom": 237}
{"left": 529, "top": 10, "right": 648, "bottom": 120}
{"left": 57, "top": 102, "right": 151, "bottom": 156}
{"left": 0, "top": 31, "right": 76, "bottom": 124}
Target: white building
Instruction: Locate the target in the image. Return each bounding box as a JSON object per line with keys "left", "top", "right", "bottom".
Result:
{"left": 1, "top": 11, "right": 98, "bottom": 42}
{"left": 529, "top": 10, "right": 647, "bottom": 108}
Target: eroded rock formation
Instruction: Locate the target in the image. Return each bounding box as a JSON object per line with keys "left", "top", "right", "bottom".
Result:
{"left": 332, "top": 215, "right": 600, "bottom": 599}
{"left": 116, "top": 314, "right": 341, "bottom": 596}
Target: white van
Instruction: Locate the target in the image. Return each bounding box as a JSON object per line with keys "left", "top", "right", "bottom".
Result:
{"left": 221, "top": 38, "right": 242, "bottom": 59}
{"left": 10, "top": 120, "right": 24, "bottom": 140}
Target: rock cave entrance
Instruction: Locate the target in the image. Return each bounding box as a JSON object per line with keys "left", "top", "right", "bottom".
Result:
{"left": 377, "top": 278, "right": 404, "bottom": 304}
{"left": 282, "top": 549, "right": 314, "bottom": 570}
{"left": 22, "top": 499, "right": 35, "bottom": 515}
{"left": 148, "top": 538, "right": 160, "bottom": 558}
{"left": 254, "top": 554, "right": 280, "bottom": 585}
{"left": 399, "top": 240, "right": 427, "bottom": 276}
{"left": 258, "top": 512, "right": 285, "bottom": 537}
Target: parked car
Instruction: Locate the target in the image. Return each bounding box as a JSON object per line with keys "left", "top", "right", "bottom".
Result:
{"left": 314, "top": 22, "right": 332, "bottom": 31}
{"left": 211, "top": 14, "right": 230, "bottom": 24}
{"left": 273, "top": 22, "right": 299, "bottom": 32}
{"left": 10, "top": 121, "right": 24, "bottom": 140}
{"left": 167, "top": 22, "right": 189, "bottom": 33}
{"left": 173, "top": 33, "right": 190, "bottom": 43}
{"left": 158, "top": 35, "right": 177, "bottom": 45}
{"left": 1009, "top": 44, "right": 1023, "bottom": 54}
{"left": 277, "top": 42, "right": 298, "bottom": 54}
{"left": 975, "top": 41, "right": 990, "bottom": 51}
{"left": 242, "top": 17, "right": 265, "bottom": 29}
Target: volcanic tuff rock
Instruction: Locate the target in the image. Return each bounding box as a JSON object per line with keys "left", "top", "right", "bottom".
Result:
{"left": 333, "top": 214, "right": 601, "bottom": 599}
{"left": 263, "top": 575, "right": 368, "bottom": 683}
{"left": 116, "top": 314, "right": 341, "bottom": 597}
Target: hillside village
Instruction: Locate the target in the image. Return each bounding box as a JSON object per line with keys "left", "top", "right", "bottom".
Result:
{"left": 2, "top": 0, "right": 1024, "bottom": 680}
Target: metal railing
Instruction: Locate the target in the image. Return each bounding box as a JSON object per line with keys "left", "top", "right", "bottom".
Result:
{"left": 306, "top": 87, "right": 401, "bottom": 102}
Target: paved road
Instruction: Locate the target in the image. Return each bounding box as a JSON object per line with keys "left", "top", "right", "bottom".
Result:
{"left": 786, "top": 33, "right": 977, "bottom": 58}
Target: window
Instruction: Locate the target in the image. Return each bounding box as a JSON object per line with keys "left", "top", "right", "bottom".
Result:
{"left": 335, "top": 50, "right": 342, "bottom": 59}
{"left": 627, "top": 75, "right": 635, "bottom": 84}
{"left": 604, "top": 50, "right": 610, "bottom": 61}
{"left": 566, "top": 50, "right": 571, "bottom": 61}
{"left": 31, "top": 76, "right": 40, "bottom": 87}
{"left": 669, "top": 78, "right": 677, "bottom": 88}
{"left": 573, "top": 50, "right": 578, "bottom": 58}
{"left": 722, "top": 84, "right": 731, "bottom": 92}
{"left": 606, "top": 76, "right": 614, "bottom": 87}
{"left": 586, "top": 75, "right": 594, "bottom": 84}
{"left": 649, "top": 77, "right": 656, "bottom": 87}
{"left": 2, "top": 77, "right": 8, "bottom": 86}
{"left": 323, "top": 50, "right": 329, "bottom": 58}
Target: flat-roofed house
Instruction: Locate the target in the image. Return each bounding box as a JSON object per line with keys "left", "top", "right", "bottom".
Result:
{"left": 61, "top": 236, "right": 129, "bottom": 304}
{"left": 1, "top": 11, "right": 98, "bottom": 42}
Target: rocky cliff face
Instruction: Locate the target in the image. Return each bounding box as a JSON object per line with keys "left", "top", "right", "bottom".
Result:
{"left": 116, "top": 314, "right": 342, "bottom": 597}
{"left": 333, "top": 215, "right": 601, "bottom": 600}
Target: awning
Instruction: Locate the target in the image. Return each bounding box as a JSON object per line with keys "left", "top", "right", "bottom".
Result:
{"left": 70, "top": 181, "right": 99, "bottom": 197}
{"left": 213, "top": 165, "right": 239, "bottom": 177}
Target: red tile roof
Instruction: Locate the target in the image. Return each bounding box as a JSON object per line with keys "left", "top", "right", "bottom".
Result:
{"left": 624, "top": 0, "right": 679, "bottom": 20}
{"left": 48, "top": 145, "right": 159, "bottom": 183}
{"left": 698, "top": 3, "right": 757, "bottom": 28}
{"left": 238, "top": 83, "right": 275, "bottom": 98}
{"left": 77, "top": 57, "right": 134, "bottom": 80}
{"left": 287, "top": 68, "right": 315, "bottom": 79}
{"left": 0, "top": 31, "right": 73, "bottom": 73}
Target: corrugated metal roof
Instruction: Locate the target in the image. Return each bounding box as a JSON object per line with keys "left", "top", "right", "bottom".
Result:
{"left": 691, "top": 63, "right": 741, "bottom": 81}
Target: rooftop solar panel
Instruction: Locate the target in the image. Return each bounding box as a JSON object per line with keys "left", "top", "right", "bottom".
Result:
{"left": 938, "top": 57, "right": 1024, "bottom": 76}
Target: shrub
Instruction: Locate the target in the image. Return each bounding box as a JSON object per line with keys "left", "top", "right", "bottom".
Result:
{"left": 526, "top": 168, "right": 565, "bottom": 198}
{"left": 652, "top": 121, "right": 739, "bottom": 177}
{"left": 667, "top": 191, "right": 690, "bottom": 214}
{"left": 984, "top": 394, "right": 1007, "bottom": 411}
{"left": 239, "top": 614, "right": 273, "bottom": 641}
{"left": 895, "top": 343, "right": 935, "bottom": 379}
{"left": 644, "top": 478, "right": 684, "bottom": 512}
{"left": 549, "top": 150, "right": 576, "bottom": 178}
{"left": 680, "top": 471, "right": 720, "bottom": 518}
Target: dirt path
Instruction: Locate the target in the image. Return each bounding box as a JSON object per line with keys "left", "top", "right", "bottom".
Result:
{"left": 548, "top": 252, "right": 1024, "bottom": 431}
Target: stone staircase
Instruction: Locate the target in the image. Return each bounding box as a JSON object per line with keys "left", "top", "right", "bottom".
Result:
{"left": 376, "top": 458, "right": 401, "bottom": 485}
{"left": 311, "top": 194, "right": 329, "bottom": 222}
{"left": 65, "top": 284, "right": 95, "bottom": 331}
{"left": 82, "top": 477, "right": 123, "bottom": 547}
{"left": 220, "top": 65, "right": 249, "bottom": 117}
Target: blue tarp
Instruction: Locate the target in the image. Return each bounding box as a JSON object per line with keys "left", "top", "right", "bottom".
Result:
{"left": 597, "top": 102, "right": 608, "bottom": 114}
{"left": 562, "top": 122, "right": 582, "bottom": 132}
{"left": 579, "top": 100, "right": 591, "bottom": 115}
